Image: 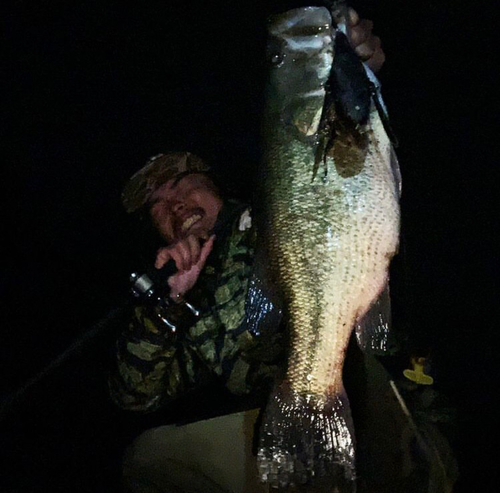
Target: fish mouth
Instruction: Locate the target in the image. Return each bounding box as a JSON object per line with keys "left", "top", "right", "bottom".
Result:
{"left": 267, "top": 6, "right": 333, "bottom": 122}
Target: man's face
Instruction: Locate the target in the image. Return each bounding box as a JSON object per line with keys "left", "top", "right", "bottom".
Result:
{"left": 149, "top": 173, "right": 223, "bottom": 244}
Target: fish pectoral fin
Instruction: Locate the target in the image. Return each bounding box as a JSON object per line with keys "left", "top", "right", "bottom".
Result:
{"left": 257, "top": 380, "right": 356, "bottom": 489}
{"left": 355, "top": 282, "right": 400, "bottom": 355}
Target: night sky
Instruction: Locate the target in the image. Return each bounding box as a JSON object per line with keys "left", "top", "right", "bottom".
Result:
{"left": 2, "top": 1, "right": 498, "bottom": 491}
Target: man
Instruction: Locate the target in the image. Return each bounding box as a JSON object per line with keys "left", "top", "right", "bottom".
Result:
{"left": 109, "top": 9, "right": 386, "bottom": 414}
{"left": 109, "top": 11, "right": 459, "bottom": 493}
{"left": 110, "top": 151, "right": 283, "bottom": 412}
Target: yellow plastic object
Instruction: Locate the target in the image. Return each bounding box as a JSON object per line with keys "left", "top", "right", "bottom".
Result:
{"left": 403, "top": 357, "right": 434, "bottom": 385}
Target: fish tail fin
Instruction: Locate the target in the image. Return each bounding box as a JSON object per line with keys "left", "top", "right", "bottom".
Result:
{"left": 356, "top": 283, "right": 400, "bottom": 355}
{"left": 257, "top": 379, "right": 357, "bottom": 490}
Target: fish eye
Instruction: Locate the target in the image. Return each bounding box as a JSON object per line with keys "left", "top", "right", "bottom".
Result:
{"left": 266, "top": 37, "right": 286, "bottom": 67}
{"left": 269, "top": 52, "right": 284, "bottom": 66}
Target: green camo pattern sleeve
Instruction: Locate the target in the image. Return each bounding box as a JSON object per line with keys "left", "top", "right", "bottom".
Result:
{"left": 108, "top": 207, "right": 284, "bottom": 412}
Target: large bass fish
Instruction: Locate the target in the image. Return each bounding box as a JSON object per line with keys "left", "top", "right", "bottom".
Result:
{"left": 247, "top": 4, "right": 401, "bottom": 490}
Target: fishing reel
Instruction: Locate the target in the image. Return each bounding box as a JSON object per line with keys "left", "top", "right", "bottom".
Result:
{"left": 128, "top": 200, "right": 248, "bottom": 333}
{"left": 129, "top": 263, "right": 200, "bottom": 333}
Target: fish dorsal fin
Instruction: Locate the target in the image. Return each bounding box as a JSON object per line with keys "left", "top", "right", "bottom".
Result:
{"left": 355, "top": 283, "right": 399, "bottom": 355}
{"left": 244, "top": 249, "right": 283, "bottom": 339}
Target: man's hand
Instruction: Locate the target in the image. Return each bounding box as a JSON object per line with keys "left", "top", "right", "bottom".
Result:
{"left": 155, "top": 234, "right": 215, "bottom": 300}
{"left": 336, "top": 8, "right": 386, "bottom": 74}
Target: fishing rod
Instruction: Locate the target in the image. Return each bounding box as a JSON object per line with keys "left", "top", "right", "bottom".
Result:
{"left": 0, "top": 200, "right": 247, "bottom": 422}
{"left": 0, "top": 261, "right": 198, "bottom": 422}
{"left": 0, "top": 303, "right": 129, "bottom": 422}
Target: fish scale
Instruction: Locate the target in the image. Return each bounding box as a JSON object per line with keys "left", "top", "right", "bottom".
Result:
{"left": 263, "top": 112, "right": 398, "bottom": 392}
{"left": 251, "top": 5, "right": 401, "bottom": 490}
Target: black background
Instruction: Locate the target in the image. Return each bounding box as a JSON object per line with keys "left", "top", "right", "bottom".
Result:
{"left": 2, "top": 0, "right": 498, "bottom": 491}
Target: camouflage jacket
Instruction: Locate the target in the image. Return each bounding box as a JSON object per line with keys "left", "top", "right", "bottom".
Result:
{"left": 109, "top": 203, "right": 286, "bottom": 412}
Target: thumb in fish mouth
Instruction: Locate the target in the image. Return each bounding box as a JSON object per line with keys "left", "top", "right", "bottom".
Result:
{"left": 331, "top": 5, "right": 360, "bottom": 27}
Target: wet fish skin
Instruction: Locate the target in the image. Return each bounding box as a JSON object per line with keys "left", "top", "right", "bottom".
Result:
{"left": 254, "top": 6, "right": 400, "bottom": 489}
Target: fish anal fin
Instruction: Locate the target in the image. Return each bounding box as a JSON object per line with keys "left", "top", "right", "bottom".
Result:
{"left": 257, "top": 380, "right": 356, "bottom": 490}
{"left": 355, "top": 283, "right": 399, "bottom": 355}
{"left": 390, "top": 144, "right": 402, "bottom": 199}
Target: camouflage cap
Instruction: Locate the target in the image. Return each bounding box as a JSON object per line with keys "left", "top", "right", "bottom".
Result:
{"left": 121, "top": 151, "right": 210, "bottom": 213}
